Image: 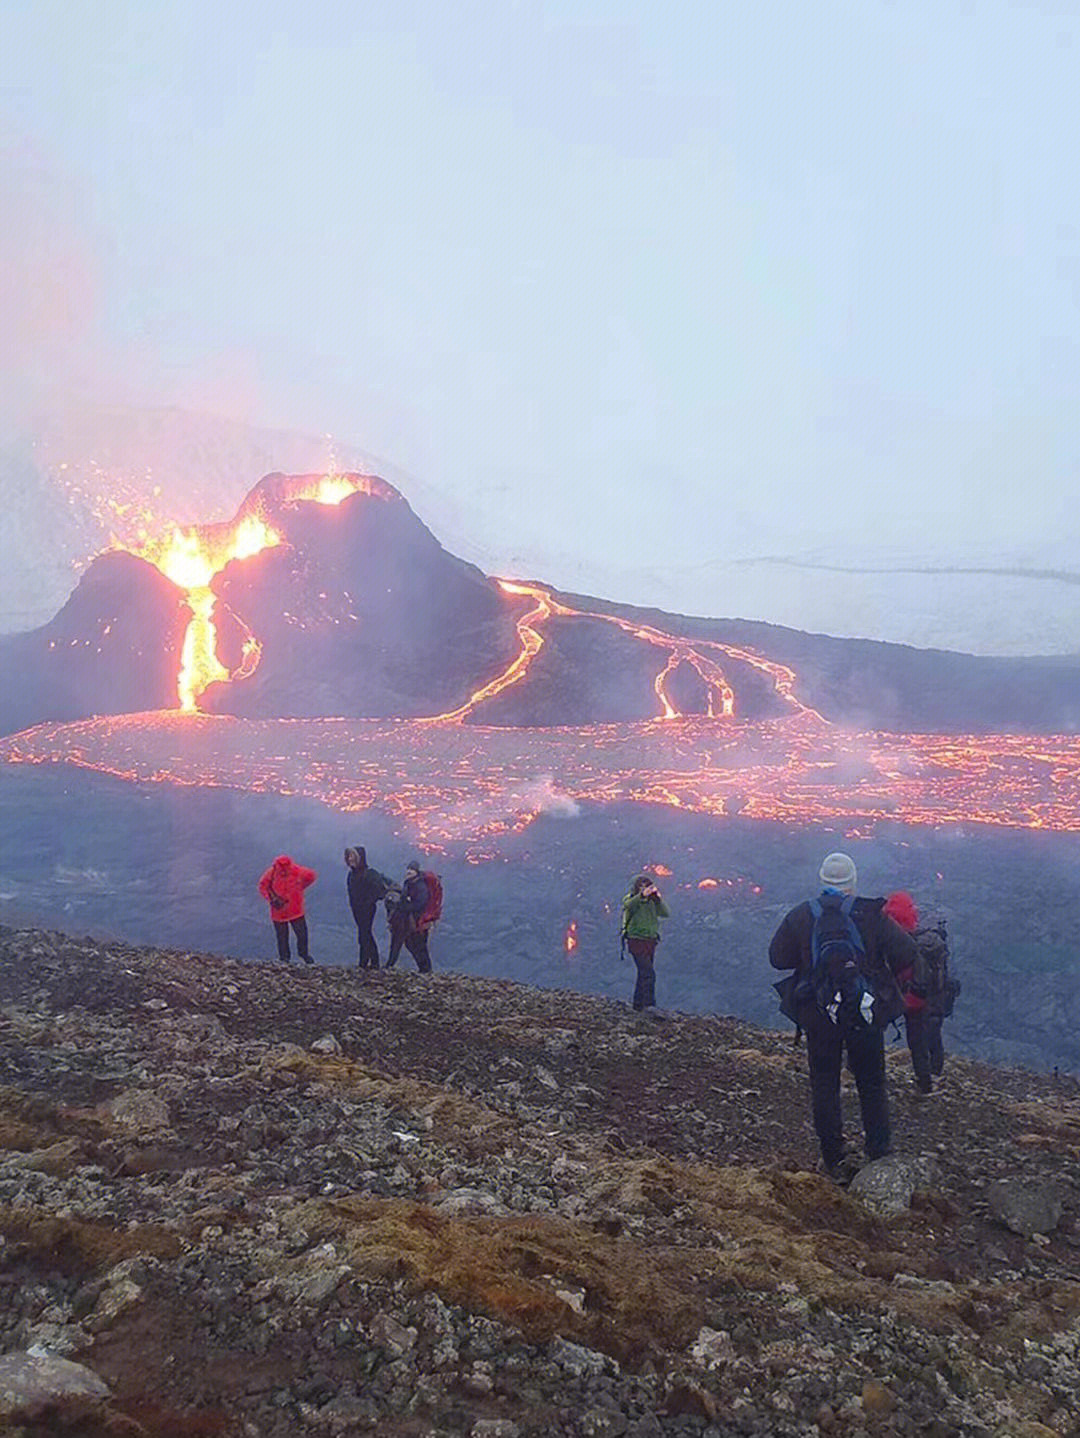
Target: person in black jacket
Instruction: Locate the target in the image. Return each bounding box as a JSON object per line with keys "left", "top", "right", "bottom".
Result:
{"left": 344, "top": 846, "right": 388, "bottom": 970}
{"left": 769, "top": 852, "right": 916, "bottom": 1182}
{"left": 386, "top": 860, "right": 432, "bottom": 973}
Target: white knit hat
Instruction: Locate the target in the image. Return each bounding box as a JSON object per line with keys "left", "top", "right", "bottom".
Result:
{"left": 819, "top": 852, "right": 857, "bottom": 891}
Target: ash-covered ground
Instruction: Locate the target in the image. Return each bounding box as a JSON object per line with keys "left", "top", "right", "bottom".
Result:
{"left": 1, "top": 927, "right": 1079, "bottom": 1437}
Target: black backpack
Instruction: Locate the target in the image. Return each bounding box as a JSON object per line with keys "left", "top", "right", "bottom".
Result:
{"left": 800, "top": 893, "right": 876, "bottom": 1027}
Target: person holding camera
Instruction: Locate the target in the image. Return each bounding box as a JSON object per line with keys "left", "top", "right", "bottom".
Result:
{"left": 621, "top": 874, "right": 670, "bottom": 1011}
{"left": 258, "top": 854, "right": 317, "bottom": 964}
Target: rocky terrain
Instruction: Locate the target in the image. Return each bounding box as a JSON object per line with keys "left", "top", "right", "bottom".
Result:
{"left": 1, "top": 928, "right": 1079, "bottom": 1438}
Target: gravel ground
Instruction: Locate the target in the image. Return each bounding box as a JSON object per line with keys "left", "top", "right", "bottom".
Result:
{"left": 1, "top": 926, "right": 1078, "bottom": 1438}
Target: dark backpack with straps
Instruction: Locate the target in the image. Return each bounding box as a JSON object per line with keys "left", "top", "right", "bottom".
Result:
{"left": 802, "top": 893, "right": 875, "bottom": 1027}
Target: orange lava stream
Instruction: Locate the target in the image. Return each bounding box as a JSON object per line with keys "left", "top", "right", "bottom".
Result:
{"left": 421, "top": 581, "right": 555, "bottom": 723}
{"left": 429, "top": 579, "right": 789, "bottom": 726}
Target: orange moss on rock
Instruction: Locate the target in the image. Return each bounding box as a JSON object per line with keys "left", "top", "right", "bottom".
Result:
{"left": 0, "top": 1206, "right": 182, "bottom": 1279}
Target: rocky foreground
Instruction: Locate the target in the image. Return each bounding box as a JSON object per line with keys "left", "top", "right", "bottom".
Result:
{"left": 0, "top": 929, "right": 1078, "bottom": 1438}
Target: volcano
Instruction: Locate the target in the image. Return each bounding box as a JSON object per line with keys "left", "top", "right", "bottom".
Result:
{"left": 3, "top": 465, "right": 1080, "bottom": 738}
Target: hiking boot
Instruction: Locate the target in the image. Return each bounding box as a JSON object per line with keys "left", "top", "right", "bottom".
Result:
{"left": 301, "top": 955, "right": 315, "bottom": 966}
{"left": 914, "top": 1076, "right": 933, "bottom": 1097}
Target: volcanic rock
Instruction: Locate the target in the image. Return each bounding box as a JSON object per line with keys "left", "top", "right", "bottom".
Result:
{"left": 0, "top": 1350, "right": 110, "bottom": 1420}
{"left": 987, "top": 1177, "right": 1068, "bottom": 1239}
{"left": 848, "top": 1154, "right": 936, "bottom": 1216}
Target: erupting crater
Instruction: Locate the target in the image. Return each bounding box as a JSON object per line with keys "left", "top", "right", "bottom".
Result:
{"left": 121, "top": 472, "right": 386, "bottom": 712}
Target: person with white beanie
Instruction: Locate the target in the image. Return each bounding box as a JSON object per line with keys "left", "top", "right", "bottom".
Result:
{"left": 769, "top": 852, "right": 915, "bottom": 1183}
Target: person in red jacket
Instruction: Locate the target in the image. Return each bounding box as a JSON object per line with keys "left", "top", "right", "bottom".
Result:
{"left": 883, "top": 890, "right": 947, "bottom": 1096}
{"left": 258, "top": 855, "right": 317, "bottom": 964}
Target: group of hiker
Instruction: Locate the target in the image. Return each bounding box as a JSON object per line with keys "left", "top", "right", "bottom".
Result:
{"left": 623, "top": 852, "right": 959, "bottom": 1184}
{"left": 256, "top": 850, "right": 443, "bottom": 972}
{"left": 259, "top": 845, "right": 959, "bottom": 1186}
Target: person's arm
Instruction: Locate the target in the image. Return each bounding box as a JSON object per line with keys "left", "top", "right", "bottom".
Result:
{"left": 654, "top": 896, "right": 670, "bottom": 919}
{"left": 258, "top": 869, "right": 273, "bottom": 900}
{"left": 298, "top": 866, "right": 317, "bottom": 888}
{"left": 768, "top": 909, "right": 800, "bottom": 970}
{"left": 880, "top": 914, "right": 917, "bottom": 975}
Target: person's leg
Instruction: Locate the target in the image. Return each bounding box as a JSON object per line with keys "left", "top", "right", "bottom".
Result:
{"left": 626, "top": 938, "right": 653, "bottom": 1009}
{"left": 406, "top": 928, "right": 432, "bottom": 973}
{"left": 927, "top": 1016, "right": 945, "bottom": 1076}
{"left": 360, "top": 910, "right": 380, "bottom": 969}
{"left": 848, "top": 1022, "right": 891, "bottom": 1158}
{"left": 639, "top": 939, "right": 657, "bottom": 1007}
{"left": 905, "top": 1012, "right": 933, "bottom": 1091}
{"left": 387, "top": 921, "right": 404, "bottom": 969}
{"left": 273, "top": 920, "right": 291, "bottom": 962}
{"left": 292, "top": 916, "right": 312, "bottom": 964}
{"left": 802, "top": 1008, "right": 845, "bottom": 1169}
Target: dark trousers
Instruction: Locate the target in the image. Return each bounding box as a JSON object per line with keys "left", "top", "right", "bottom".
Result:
{"left": 626, "top": 937, "right": 657, "bottom": 1010}
{"left": 801, "top": 1004, "right": 890, "bottom": 1167}
{"left": 354, "top": 903, "right": 380, "bottom": 969}
{"left": 273, "top": 916, "right": 310, "bottom": 963}
{"left": 387, "top": 921, "right": 432, "bottom": 973}
{"left": 905, "top": 1011, "right": 945, "bottom": 1086}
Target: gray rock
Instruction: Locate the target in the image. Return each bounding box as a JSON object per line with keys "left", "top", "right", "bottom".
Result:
{"left": 471, "top": 1421, "right": 522, "bottom": 1438}
{"left": 311, "top": 1033, "right": 342, "bottom": 1055}
{"left": 105, "top": 1089, "right": 170, "bottom": 1133}
{"left": 435, "top": 1187, "right": 510, "bottom": 1217}
{"left": 550, "top": 1336, "right": 609, "bottom": 1378}
{"left": 987, "top": 1177, "right": 1068, "bottom": 1239}
{"left": 370, "top": 1312, "right": 418, "bottom": 1356}
{"left": 849, "top": 1155, "right": 935, "bottom": 1216}
{"left": 0, "top": 1351, "right": 110, "bottom": 1419}
{"left": 88, "top": 1277, "right": 143, "bottom": 1331}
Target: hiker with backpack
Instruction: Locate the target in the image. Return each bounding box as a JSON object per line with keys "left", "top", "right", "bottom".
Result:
{"left": 386, "top": 859, "right": 441, "bottom": 972}
{"left": 883, "top": 891, "right": 958, "bottom": 1095}
{"left": 258, "top": 854, "right": 318, "bottom": 965}
{"left": 769, "top": 852, "right": 916, "bottom": 1183}
{"left": 621, "top": 874, "right": 670, "bottom": 1011}
{"left": 345, "top": 846, "right": 389, "bottom": 971}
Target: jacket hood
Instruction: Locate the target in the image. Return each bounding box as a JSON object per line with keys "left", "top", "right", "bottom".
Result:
{"left": 273, "top": 855, "right": 293, "bottom": 870}
{"left": 883, "top": 890, "right": 919, "bottom": 932}
{"left": 345, "top": 846, "right": 367, "bottom": 868}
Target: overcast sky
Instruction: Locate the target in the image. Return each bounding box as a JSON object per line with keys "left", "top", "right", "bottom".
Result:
{"left": 3, "top": 0, "right": 1080, "bottom": 611}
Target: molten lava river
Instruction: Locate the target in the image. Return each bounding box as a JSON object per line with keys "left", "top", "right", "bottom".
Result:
{"left": 3, "top": 470, "right": 1080, "bottom": 852}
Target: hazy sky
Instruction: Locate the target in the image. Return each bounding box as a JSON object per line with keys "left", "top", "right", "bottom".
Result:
{"left": 3, "top": 0, "right": 1080, "bottom": 607}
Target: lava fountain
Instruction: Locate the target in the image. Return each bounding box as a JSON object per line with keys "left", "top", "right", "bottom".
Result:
{"left": 137, "top": 514, "right": 282, "bottom": 711}
{"left": 122, "top": 472, "right": 381, "bottom": 712}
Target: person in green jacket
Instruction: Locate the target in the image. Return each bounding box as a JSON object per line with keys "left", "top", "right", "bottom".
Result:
{"left": 621, "top": 874, "right": 670, "bottom": 1010}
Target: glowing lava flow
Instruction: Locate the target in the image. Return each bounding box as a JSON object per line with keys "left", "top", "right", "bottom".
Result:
{"left": 421, "top": 581, "right": 555, "bottom": 724}
{"left": 136, "top": 514, "right": 281, "bottom": 711}
{"left": 428, "top": 578, "right": 816, "bottom": 726}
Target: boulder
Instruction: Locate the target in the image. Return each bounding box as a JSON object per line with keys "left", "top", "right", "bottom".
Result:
{"left": 0, "top": 1352, "right": 110, "bottom": 1421}
{"left": 849, "top": 1155, "right": 936, "bottom": 1216}
{"left": 987, "top": 1178, "right": 1067, "bottom": 1239}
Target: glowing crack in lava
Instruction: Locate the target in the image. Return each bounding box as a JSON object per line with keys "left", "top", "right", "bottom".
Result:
{"left": 565, "top": 920, "right": 579, "bottom": 954}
